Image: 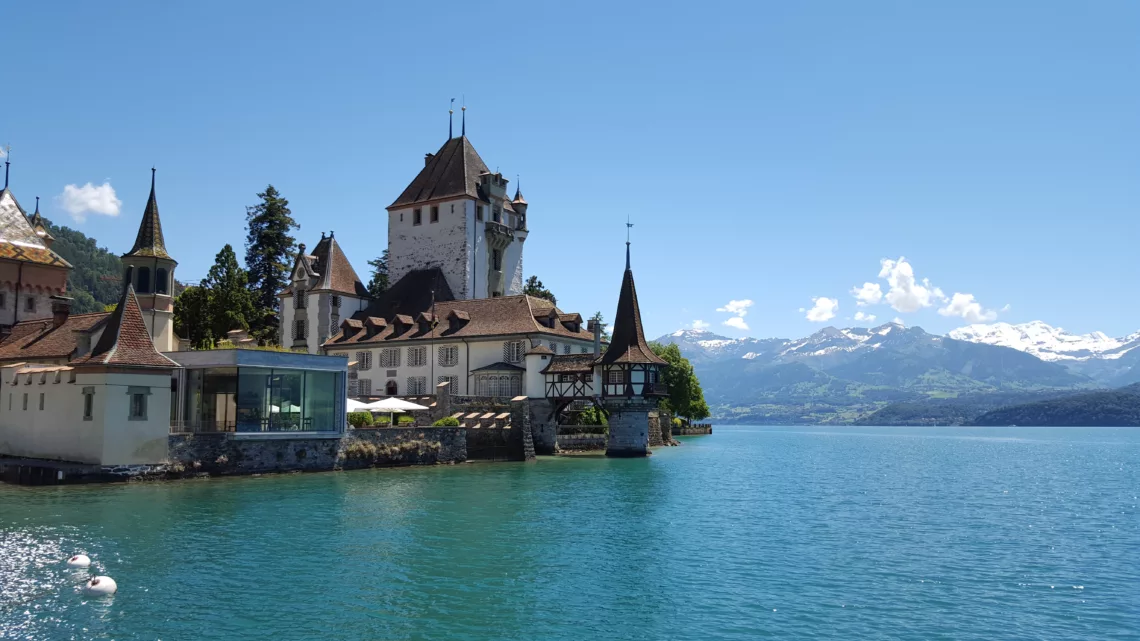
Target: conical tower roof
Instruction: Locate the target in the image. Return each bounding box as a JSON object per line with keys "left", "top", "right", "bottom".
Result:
{"left": 597, "top": 244, "right": 666, "bottom": 366}
{"left": 74, "top": 267, "right": 178, "bottom": 368}
{"left": 124, "top": 168, "right": 173, "bottom": 261}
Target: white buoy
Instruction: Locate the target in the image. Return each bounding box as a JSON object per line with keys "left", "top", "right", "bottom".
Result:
{"left": 82, "top": 576, "right": 117, "bottom": 596}
{"left": 66, "top": 554, "right": 91, "bottom": 568}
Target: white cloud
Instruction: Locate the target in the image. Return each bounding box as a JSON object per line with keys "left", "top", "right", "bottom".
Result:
{"left": 938, "top": 293, "right": 998, "bottom": 323}
{"left": 851, "top": 282, "right": 883, "bottom": 306}
{"left": 723, "top": 316, "right": 749, "bottom": 331}
{"left": 854, "top": 311, "right": 877, "bottom": 322}
{"left": 877, "top": 257, "right": 946, "bottom": 313}
{"left": 57, "top": 182, "right": 122, "bottom": 222}
{"left": 805, "top": 297, "right": 838, "bottom": 322}
{"left": 1000, "top": 304, "right": 1011, "bottom": 312}
{"left": 716, "top": 300, "right": 754, "bottom": 316}
{"left": 691, "top": 320, "right": 710, "bottom": 330}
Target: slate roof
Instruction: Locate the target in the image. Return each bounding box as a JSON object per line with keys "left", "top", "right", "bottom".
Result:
{"left": 309, "top": 234, "right": 368, "bottom": 297}
{"left": 324, "top": 271, "right": 596, "bottom": 348}
{"left": 540, "top": 354, "right": 596, "bottom": 374}
{"left": 597, "top": 247, "right": 667, "bottom": 367}
{"left": 0, "top": 188, "right": 72, "bottom": 268}
{"left": 0, "top": 312, "right": 110, "bottom": 362}
{"left": 388, "top": 136, "right": 492, "bottom": 209}
{"left": 72, "top": 278, "right": 178, "bottom": 368}
{"left": 124, "top": 169, "right": 173, "bottom": 260}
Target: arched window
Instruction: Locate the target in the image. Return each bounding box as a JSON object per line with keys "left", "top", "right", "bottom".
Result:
{"left": 137, "top": 267, "right": 151, "bottom": 293}
{"left": 156, "top": 268, "right": 168, "bottom": 294}
{"left": 385, "top": 380, "right": 398, "bottom": 396}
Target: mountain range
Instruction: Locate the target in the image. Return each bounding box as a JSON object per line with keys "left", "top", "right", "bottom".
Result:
{"left": 654, "top": 320, "right": 1139, "bottom": 424}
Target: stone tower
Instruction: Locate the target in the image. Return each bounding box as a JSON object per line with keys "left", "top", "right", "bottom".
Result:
{"left": 596, "top": 243, "right": 668, "bottom": 457}
{"left": 121, "top": 169, "right": 177, "bottom": 353}
{"left": 386, "top": 135, "right": 527, "bottom": 300}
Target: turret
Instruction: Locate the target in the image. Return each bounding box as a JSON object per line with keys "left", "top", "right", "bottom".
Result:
{"left": 121, "top": 168, "right": 177, "bottom": 352}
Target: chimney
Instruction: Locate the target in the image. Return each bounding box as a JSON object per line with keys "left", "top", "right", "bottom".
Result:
{"left": 591, "top": 319, "right": 602, "bottom": 358}
{"left": 51, "top": 298, "right": 71, "bottom": 329}
{"left": 425, "top": 153, "right": 434, "bottom": 166}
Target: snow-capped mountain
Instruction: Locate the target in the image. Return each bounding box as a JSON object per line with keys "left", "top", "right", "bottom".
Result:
{"left": 661, "top": 329, "right": 786, "bottom": 364}
{"left": 949, "top": 321, "right": 1140, "bottom": 362}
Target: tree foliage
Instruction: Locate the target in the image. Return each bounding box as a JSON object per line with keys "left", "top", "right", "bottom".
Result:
{"left": 591, "top": 311, "right": 612, "bottom": 343}
{"left": 367, "top": 249, "right": 389, "bottom": 298}
{"left": 650, "top": 342, "right": 710, "bottom": 421}
{"left": 41, "top": 217, "right": 123, "bottom": 313}
{"left": 244, "top": 185, "right": 298, "bottom": 343}
{"left": 174, "top": 245, "right": 257, "bottom": 348}
{"left": 523, "top": 275, "right": 556, "bottom": 305}
{"left": 970, "top": 383, "right": 1140, "bottom": 427}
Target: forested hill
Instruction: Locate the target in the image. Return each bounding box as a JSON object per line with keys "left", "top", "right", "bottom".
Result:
{"left": 43, "top": 217, "right": 124, "bottom": 314}
{"left": 970, "top": 383, "right": 1140, "bottom": 427}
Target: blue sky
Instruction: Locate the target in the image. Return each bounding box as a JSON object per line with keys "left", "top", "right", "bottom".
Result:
{"left": 3, "top": 1, "right": 1137, "bottom": 340}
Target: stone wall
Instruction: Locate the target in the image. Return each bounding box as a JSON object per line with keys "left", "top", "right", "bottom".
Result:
{"left": 509, "top": 398, "right": 535, "bottom": 461}
{"left": 465, "top": 427, "right": 511, "bottom": 460}
{"left": 604, "top": 400, "right": 652, "bottom": 457}
{"left": 674, "top": 424, "right": 713, "bottom": 436}
{"left": 556, "top": 434, "right": 606, "bottom": 451}
{"left": 167, "top": 428, "right": 466, "bottom": 476}
{"left": 528, "top": 399, "right": 557, "bottom": 455}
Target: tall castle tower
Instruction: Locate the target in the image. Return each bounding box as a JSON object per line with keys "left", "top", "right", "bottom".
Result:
{"left": 121, "top": 169, "right": 177, "bottom": 352}
{"left": 386, "top": 132, "right": 527, "bottom": 300}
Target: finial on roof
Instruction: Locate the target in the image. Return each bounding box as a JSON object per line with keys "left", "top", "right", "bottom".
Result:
{"left": 34, "top": 196, "right": 40, "bottom": 213}
{"left": 150, "top": 166, "right": 156, "bottom": 188}
{"left": 320, "top": 231, "right": 325, "bottom": 240}
{"left": 329, "top": 230, "right": 335, "bottom": 238}
{"left": 298, "top": 243, "right": 306, "bottom": 253}
{"left": 3, "top": 143, "right": 10, "bottom": 189}
{"left": 462, "top": 96, "right": 466, "bottom": 137}
{"left": 449, "top": 98, "right": 455, "bottom": 139}
{"left": 625, "top": 215, "right": 634, "bottom": 271}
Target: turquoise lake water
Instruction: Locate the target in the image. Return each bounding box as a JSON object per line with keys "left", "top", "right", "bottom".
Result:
{"left": 1, "top": 426, "right": 1137, "bottom": 640}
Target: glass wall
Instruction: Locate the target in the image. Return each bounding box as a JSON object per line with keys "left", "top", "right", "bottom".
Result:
{"left": 183, "top": 366, "right": 341, "bottom": 433}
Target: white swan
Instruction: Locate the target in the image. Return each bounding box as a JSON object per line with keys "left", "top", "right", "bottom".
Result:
{"left": 66, "top": 554, "right": 91, "bottom": 568}
{"left": 82, "top": 576, "right": 118, "bottom": 596}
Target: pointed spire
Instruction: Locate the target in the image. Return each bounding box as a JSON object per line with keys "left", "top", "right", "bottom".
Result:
{"left": 512, "top": 180, "right": 527, "bottom": 205}
{"left": 30, "top": 196, "right": 52, "bottom": 242}
{"left": 597, "top": 242, "right": 666, "bottom": 367}
{"left": 124, "top": 168, "right": 172, "bottom": 260}
{"left": 33, "top": 196, "right": 39, "bottom": 216}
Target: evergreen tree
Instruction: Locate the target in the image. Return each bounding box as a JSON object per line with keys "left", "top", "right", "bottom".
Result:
{"left": 650, "top": 342, "right": 710, "bottom": 422}
{"left": 205, "top": 244, "right": 257, "bottom": 341}
{"left": 244, "top": 185, "right": 298, "bottom": 343}
{"left": 367, "top": 249, "right": 390, "bottom": 297}
{"left": 523, "top": 275, "right": 557, "bottom": 305}
{"left": 590, "top": 311, "right": 612, "bottom": 343}
{"left": 174, "top": 286, "right": 214, "bottom": 349}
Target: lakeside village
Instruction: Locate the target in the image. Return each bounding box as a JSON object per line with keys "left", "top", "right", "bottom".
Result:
{"left": 0, "top": 126, "right": 710, "bottom": 485}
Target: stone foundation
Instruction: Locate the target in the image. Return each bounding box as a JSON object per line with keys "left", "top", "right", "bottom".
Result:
{"left": 528, "top": 399, "right": 557, "bottom": 455}
{"left": 604, "top": 400, "right": 653, "bottom": 457}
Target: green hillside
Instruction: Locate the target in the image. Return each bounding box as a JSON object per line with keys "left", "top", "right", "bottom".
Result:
{"left": 43, "top": 217, "right": 124, "bottom": 313}
{"left": 970, "top": 384, "right": 1140, "bottom": 427}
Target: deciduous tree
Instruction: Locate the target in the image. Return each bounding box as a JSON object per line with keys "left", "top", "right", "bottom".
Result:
{"left": 650, "top": 342, "right": 710, "bottom": 422}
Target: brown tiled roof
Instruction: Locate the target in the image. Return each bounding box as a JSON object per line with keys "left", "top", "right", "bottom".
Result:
{"left": 525, "top": 344, "right": 554, "bottom": 355}
{"left": 365, "top": 317, "right": 385, "bottom": 328}
{"left": 0, "top": 188, "right": 72, "bottom": 268}
{"left": 541, "top": 354, "right": 595, "bottom": 374}
{"left": 309, "top": 234, "right": 367, "bottom": 297}
{"left": 124, "top": 169, "right": 173, "bottom": 260}
{"left": 0, "top": 312, "right": 110, "bottom": 362}
{"left": 73, "top": 281, "right": 178, "bottom": 368}
{"left": 324, "top": 289, "right": 595, "bottom": 349}
{"left": 597, "top": 248, "right": 667, "bottom": 367}
{"left": 389, "top": 137, "right": 490, "bottom": 209}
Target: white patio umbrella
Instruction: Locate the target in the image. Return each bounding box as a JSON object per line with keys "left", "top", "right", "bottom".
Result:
{"left": 365, "top": 397, "right": 429, "bottom": 426}
{"left": 345, "top": 398, "right": 372, "bottom": 413}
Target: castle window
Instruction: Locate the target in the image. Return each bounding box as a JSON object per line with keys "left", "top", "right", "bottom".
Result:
{"left": 437, "top": 345, "right": 458, "bottom": 367}
{"left": 332, "top": 295, "right": 341, "bottom": 308}
{"left": 413, "top": 208, "right": 422, "bottom": 225}
{"left": 293, "top": 319, "right": 307, "bottom": 340}
{"left": 22, "top": 393, "right": 28, "bottom": 411}
{"left": 437, "top": 375, "right": 458, "bottom": 391}
{"left": 82, "top": 387, "right": 94, "bottom": 420}
{"left": 477, "top": 205, "right": 484, "bottom": 221}
{"left": 408, "top": 346, "right": 427, "bottom": 367}
{"left": 356, "top": 351, "right": 372, "bottom": 371}
{"left": 563, "top": 344, "right": 571, "bottom": 355}
{"left": 503, "top": 340, "right": 524, "bottom": 363}
{"left": 137, "top": 266, "right": 152, "bottom": 293}
{"left": 492, "top": 249, "right": 502, "bottom": 271}
{"left": 25, "top": 297, "right": 35, "bottom": 312}
{"left": 295, "top": 292, "right": 306, "bottom": 309}
{"left": 493, "top": 208, "right": 501, "bottom": 223}
{"left": 156, "top": 268, "right": 168, "bottom": 294}
{"left": 608, "top": 370, "right": 623, "bottom": 384}
{"left": 580, "top": 346, "right": 589, "bottom": 354}
{"left": 0, "top": 292, "right": 7, "bottom": 308}
{"left": 39, "top": 392, "right": 44, "bottom": 411}
{"left": 358, "top": 379, "right": 372, "bottom": 396}
{"left": 379, "top": 348, "right": 401, "bottom": 368}
{"left": 407, "top": 376, "right": 427, "bottom": 395}
{"left": 128, "top": 387, "right": 149, "bottom": 420}
{"left": 549, "top": 341, "right": 556, "bottom": 352}
{"left": 430, "top": 206, "right": 439, "bottom": 223}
